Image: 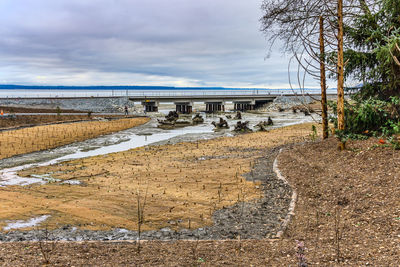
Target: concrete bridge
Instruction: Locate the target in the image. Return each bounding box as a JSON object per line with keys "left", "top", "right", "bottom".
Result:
{"left": 0, "top": 90, "right": 337, "bottom": 113}
{"left": 130, "top": 94, "right": 280, "bottom": 113}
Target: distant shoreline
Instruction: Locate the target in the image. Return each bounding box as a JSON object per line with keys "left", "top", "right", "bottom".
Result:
{"left": 0, "top": 84, "right": 323, "bottom": 91}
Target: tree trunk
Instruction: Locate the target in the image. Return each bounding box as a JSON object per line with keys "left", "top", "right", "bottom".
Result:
{"left": 337, "top": 0, "right": 345, "bottom": 150}
{"left": 319, "top": 16, "right": 328, "bottom": 139}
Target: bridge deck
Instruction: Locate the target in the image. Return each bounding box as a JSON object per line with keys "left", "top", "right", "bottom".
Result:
{"left": 129, "top": 94, "right": 280, "bottom": 103}
{"left": 128, "top": 93, "right": 335, "bottom": 103}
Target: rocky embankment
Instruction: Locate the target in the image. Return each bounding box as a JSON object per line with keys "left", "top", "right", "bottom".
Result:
{"left": 0, "top": 97, "right": 134, "bottom": 113}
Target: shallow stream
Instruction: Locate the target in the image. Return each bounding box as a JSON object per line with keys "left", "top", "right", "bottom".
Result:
{"left": 0, "top": 109, "right": 316, "bottom": 187}
{"left": 0, "top": 108, "right": 318, "bottom": 230}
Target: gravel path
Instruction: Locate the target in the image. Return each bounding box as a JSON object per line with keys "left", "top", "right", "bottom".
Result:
{"left": 0, "top": 147, "right": 292, "bottom": 241}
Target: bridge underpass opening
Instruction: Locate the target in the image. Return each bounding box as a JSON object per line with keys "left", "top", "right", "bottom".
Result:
{"left": 142, "top": 101, "right": 159, "bottom": 112}
{"left": 233, "top": 102, "right": 255, "bottom": 111}
{"left": 205, "top": 102, "right": 224, "bottom": 113}
{"left": 254, "top": 99, "right": 273, "bottom": 109}
{"left": 175, "top": 102, "right": 193, "bottom": 114}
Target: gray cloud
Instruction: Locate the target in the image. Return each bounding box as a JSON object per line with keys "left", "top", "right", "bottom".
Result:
{"left": 0, "top": 0, "right": 321, "bottom": 88}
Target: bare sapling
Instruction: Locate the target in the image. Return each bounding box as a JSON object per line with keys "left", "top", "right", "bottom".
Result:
{"left": 334, "top": 205, "right": 343, "bottom": 262}
{"left": 37, "top": 225, "right": 57, "bottom": 265}
{"left": 190, "top": 233, "right": 201, "bottom": 265}
{"left": 235, "top": 184, "right": 246, "bottom": 256}
{"left": 135, "top": 182, "right": 149, "bottom": 254}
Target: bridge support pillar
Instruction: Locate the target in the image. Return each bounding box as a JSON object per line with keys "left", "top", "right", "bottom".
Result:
{"left": 141, "top": 101, "right": 159, "bottom": 112}
{"left": 234, "top": 101, "right": 255, "bottom": 111}
{"left": 175, "top": 102, "right": 193, "bottom": 114}
{"left": 205, "top": 101, "right": 224, "bottom": 113}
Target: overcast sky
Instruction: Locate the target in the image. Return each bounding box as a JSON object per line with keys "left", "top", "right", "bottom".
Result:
{"left": 0, "top": 0, "right": 321, "bottom": 88}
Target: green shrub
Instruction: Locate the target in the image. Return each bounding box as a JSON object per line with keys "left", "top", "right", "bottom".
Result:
{"left": 329, "top": 96, "right": 400, "bottom": 140}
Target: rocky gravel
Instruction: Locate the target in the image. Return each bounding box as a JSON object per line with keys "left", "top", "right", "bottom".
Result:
{"left": 0, "top": 97, "right": 133, "bottom": 113}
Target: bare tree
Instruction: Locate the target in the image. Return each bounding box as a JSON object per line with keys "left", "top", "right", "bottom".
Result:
{"left": 261, "top": 0, "right": 336, "bottom": 139}
{"left": 319, "top": 15, "right": 328, "bottom": 139}
{"left": 337, "top": 0, "right": 346, "bottom": 150}
{"left": 261, "top": 0, "right": 376, "bottom": 145}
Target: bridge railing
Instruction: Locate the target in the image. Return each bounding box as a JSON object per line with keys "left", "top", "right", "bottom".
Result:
{"left": 127, "top": 89, "right": 338, "bottom": 97}
{"left": 0, "top": 89, "right": 338, "bottom": 98}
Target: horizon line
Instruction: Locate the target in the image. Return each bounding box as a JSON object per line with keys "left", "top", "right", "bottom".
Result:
{"left": 0, "top": 84, "right": 326, "bottom": 91}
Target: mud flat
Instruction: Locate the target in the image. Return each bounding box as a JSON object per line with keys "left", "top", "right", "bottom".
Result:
{"left": 0, "top": 148, "right": 291, "bottom": 241}
{"left": 0, "top": 123, "right": 319, "bottom": 241}
{"left": 0, "top": 117, "right": 150, "bottom": 160}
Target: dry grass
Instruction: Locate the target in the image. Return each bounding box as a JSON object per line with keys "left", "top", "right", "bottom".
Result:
{"left": 1, "top": 123, "right": 318, "bottom": 232}
{"left": 0, "top": 117, "right": 150, "bottom": 160}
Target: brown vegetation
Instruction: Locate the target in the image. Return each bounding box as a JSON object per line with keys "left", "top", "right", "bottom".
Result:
{"left": 0, "top": 114, "right": 137, "bottom": 129}
{"left": 0, "top": 117, "right": 150, "bottom": 160}
{"left": 1, "top": 123, "right": 315, "bottom": 232}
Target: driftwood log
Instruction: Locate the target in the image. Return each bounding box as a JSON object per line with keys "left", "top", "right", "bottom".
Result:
{"left": 233, "top": 111, "right": 242, "bottom": 120}
{"left": 233, "top": 121, "right": 252, "bottom": 133}
{"left": 255, "top": 117, "right": 273, "bottom": 131}
{"left": 212, "top": 117, "right": 229, "bottom": 129}
{"left": 192, "top": 113, "right": 204, "bottom": 124}
{"left": 165, "top": 111, "right": 179, "bottom": 122}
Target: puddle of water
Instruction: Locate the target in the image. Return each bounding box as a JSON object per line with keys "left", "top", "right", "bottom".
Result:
{"left": 0, "top": 156, "right": 85, "bottom": 186}
{"left": 61, "top": 180, "right": 82, "bottom": 185}
{"left": 28, "top": 173, "right": 82, "bottom": 185}
{"left": 3, "top": 215, "right": 50, "bottom": 231}
{"left": 0, "top": 164, "right": 45, "bottom": 186}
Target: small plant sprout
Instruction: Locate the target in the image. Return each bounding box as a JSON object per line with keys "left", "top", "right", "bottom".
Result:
{"left": 309, "top": 125, "right": 317, "bottom": 141}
